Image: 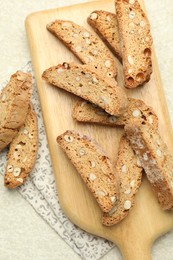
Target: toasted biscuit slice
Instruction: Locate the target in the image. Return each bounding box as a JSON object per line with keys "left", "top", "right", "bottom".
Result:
{"left": 72, "top": 98, "right": 158, "bottom": 129}
{"left": 57, "top": 130, "right": 119, "bottom": 213}
{"left": 42, "top": 62, "right": 127, "bottom": 116}
{"left": 0, "top": 71, "right": 32, "bottom": 151}
{"left": 115, "top": 0, "right": 153, "bottom": 88}
{"left": 4, "top": 104, "right": 38, "bottom": 189}
{"left": 88, "top": 10, "right": 122, "bottom": 61}
{"left": 102, "top": 136, "right": 142, "bottom": 226}
{"left": 47, "top": 20, "right": 117, "bottom": 84}
{"left": 0, "top": 128, "right": 18, "bottom": 152}
{"left": 125, "top": 121, "right": 173, "bottom": 210}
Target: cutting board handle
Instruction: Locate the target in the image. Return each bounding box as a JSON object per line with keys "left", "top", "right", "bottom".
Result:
{"left": 118, "top": 239, "right": 152, "bottom": 260}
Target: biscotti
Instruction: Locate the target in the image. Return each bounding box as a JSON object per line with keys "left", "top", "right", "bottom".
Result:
{"left": 57, "top": 130, "right": 119, "bottom": 213}
{"left": 125, "top": 122, "right": 173, "bottom": 210}
{"left": 72, "top": 97, "right": 158, "bottom": 129}
{"left": 0, "top": 128, "right": 18, "bottom": 152}
{"left": 42, "top": 62, "right": 128, "bottom": 116}
{"left": 88, "top": 10, "right": 122, "bottom": 61}
{"left": 115, "top": 0, "right": 153, "bottom": 88}
{"left": 4, "top": 104, "right": 38, "bottom": 189}
{"left": 47, "top": 20, "right": 117, "bottom": 84}
{"left": 0, "top": 71, "right": 32, "bottom": 152}
{"left": 102, "top": 136, "right": 142, "bottom": 226}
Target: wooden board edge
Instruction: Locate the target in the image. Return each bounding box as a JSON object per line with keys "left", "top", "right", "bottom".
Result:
{"left": 25, "top": 0, "right": 103, "bottom": 25}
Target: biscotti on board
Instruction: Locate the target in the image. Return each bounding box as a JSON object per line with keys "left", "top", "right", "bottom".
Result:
{"left": 4, "top": 104, "right": 38, "bottom": 189}
{"left": 0, "top": 71, "right": 32, "bottom": 152}
{"left": 47, "top": 20, "right": 117, "bottom": 84}
{"left": 57, "top": 130, "right": 119, "bottom": 213}
{"left": 102, "top": 136, "right": 142, "bottom": 226}
{"left": 88, "top": 10, "right": 122, "bottom": 61}
{"left": 115, "top": 0, "right": 153, "bottom": 88}
{"left": 42, "top": 62, "right": 128, "bottom": 116}
{"left": 125, "top": 122, "right": 173, "bottom": 210}
{"left": 72, "top": 97, "right": 158, "bottom": 129}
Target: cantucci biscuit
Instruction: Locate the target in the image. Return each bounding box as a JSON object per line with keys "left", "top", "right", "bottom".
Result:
{"left": 125, "top": 122, "right": 173, "bottom": 210}
{"left": 42, "top": 62, "right": 128, "bottom": 116}
{"left": 47, "top": 20, "right": 117, "bottom": 84}
{"left": 115, "top": 0, "right": 153, "bottom": 88}
{"left": 72, "top": 98, "right": 158, "bottom": 129}
{"left": 57, "top": 130, "right": 119, "bottom": 213}
{"left": 88, "top": 10, "right": 122, "bottom": 61}
{"left": 4, "top": 104, "right": 38, "bottom": 189}
{"left": 102, "top": 136, "right": 142, "bottom": 226}
{"left": 0, "top": 71, "right": 32, "bottom": 152}
{"left": 0, "top": 128, "right": 18, "bottom": 152}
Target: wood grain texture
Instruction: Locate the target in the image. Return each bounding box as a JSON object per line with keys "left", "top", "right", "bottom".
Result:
{"left": 25, "top": 0, "right": 173, "bottom": 259}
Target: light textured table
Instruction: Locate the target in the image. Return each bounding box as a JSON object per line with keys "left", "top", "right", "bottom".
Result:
{"left": 0, "top": 1, "right": 173, "bottom": 259}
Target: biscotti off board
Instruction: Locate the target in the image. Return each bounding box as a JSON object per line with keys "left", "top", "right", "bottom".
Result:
{"left": 25, "top": 0, "right": 173, "bottom": 258}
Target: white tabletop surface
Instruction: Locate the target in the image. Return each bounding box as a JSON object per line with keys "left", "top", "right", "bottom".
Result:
{"left": 0, "top": 0, "right": 173, "bottom": 259}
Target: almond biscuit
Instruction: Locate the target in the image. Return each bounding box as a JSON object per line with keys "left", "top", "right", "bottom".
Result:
{"left": 4, "top": 104, "right": 38, "bottom": 189}
{"left": 57, "top": 130, "right": 119, "bottom": 213}
{"left": 88, "top": 10, "right": 122, "bottom": 61}
{"left": 115, "top": 0, "right": 153, "bottom": 88}
{"left": 102, "top": 136, "right": 142, "bottom": 226}
{"left": 125, "top": 121, "right": 173, "bottom": 210}
{"left": 42, "top": 62, "right": 128, "bottom": 116}
{"left": 47, "top": 20, "right": 117, "bottom": 84}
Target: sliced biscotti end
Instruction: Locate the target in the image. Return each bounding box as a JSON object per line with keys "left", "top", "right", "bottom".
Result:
{"left": 72, "top": 97, "right": 158, "bottom": 129}
{"left": 42, "top": 62, "right": 128, "bottom": 116}
{"left": 0, "top": 128, "right": 18, "bottom": 152}
{"left": 4, "top": 104, "right": 38, "bottom": 189}
{"left": 46, "top": 19, "right": 117, "bottom": 83}
{"left": 102, "top": 135, "right": 142, "bottom": 226}
{"left": 0, "top": 71, "right": 32, "bottom": 130}
{"left": 87, "top": 10, "right": 122, "bottom": 61}
{"left": 115, "top": 0, "right": 153, "bottom": 88}
{"left": 125, "top": 121, "right": 173, "bottom": 210}
{"left": 57, "top": 130, "right": 119, "bottom": 213}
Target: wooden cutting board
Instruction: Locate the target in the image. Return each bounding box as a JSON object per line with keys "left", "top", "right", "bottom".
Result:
{"left": 25, "top": 0, "right": 173, "bottom": 259}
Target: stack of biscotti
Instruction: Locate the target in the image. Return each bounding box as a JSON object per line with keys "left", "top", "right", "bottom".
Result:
{"left": 0, "top": 71, "right": 38, "bottom": 188}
